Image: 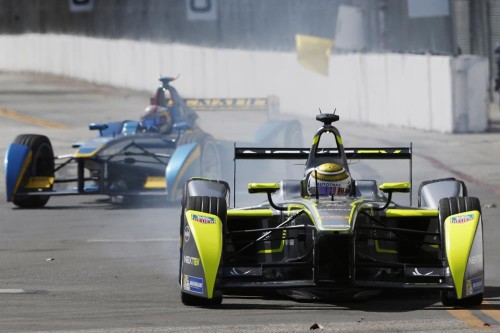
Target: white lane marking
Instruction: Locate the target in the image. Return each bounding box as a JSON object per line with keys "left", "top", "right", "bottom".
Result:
{"left": 0, "top": 289, "right": 26, "bottom": 294}
{"left": 87, "top": 238, "right": 177, "bottom": 243}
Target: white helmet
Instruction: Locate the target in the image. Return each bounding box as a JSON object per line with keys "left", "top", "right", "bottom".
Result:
{"left": 307, "top": 163, "right": 351, "bottom": 197}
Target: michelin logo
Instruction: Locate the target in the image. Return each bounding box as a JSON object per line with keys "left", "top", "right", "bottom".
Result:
{"left": 183, "top": 275, "right": 204, "bottom": 294}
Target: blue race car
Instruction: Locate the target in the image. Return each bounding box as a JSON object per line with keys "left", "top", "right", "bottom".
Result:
{"left": 4, "top": 77, "right": 301, "bottom": 207}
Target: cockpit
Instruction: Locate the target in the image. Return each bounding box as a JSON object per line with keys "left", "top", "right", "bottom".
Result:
{"left": 303, "top": 114, "right": 353, "bottom": 198}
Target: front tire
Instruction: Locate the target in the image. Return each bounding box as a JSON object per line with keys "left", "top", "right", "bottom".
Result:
{"left": 441, "top": 290, "right": 483, "bottom": 307}
{"left": 12, "top": 134, "right": 54, "bottom": 208}
{"left": 180, "top": 194, "right": 227, "bottom": 307}
{"left": 181, "top": 291, "right": 223, "bottom": 307}
{"left": 439, "top": 197, "right": 483, "bottom": 307}
{"left": 285, "top": 120, "right": 303, "bottom": 148}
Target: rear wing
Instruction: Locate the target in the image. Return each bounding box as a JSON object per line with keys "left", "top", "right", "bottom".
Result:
{"left": 184, "top": 96, "right": 280, "bottom": 120}
{"left": 234, "top": 147, "right": 411, "bottom": 160}
{"left": 233, "top": 145, "right": 413, "bottom": 203}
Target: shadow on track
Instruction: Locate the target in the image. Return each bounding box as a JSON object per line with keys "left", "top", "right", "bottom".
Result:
{"left": 214, "top": 287, "right": 500, "bottom": 312}
{"left": 11, "top": 196, "right": 181, "bottom": 210}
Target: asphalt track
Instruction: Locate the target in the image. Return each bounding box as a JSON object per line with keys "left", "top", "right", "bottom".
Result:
{"left": 1, "top": 71, "right": 500, "bottom": 332}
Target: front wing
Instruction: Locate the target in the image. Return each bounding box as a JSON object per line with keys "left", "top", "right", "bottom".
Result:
{"left": 180, "top": 204, "right": 484, "bottom": 300}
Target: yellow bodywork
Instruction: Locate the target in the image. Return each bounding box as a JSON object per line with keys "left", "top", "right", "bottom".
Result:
{"left": 248, "top": 183, "right": 280, "bottom": 194}
{"left": 186, "top": 98, "right": 267, "bottom": 111}
{"left": 445, "top": 211, "right": 481, "bottom": 299}
{"left": 385, "top": 209, "right": 438, "bottom": 218}
{"left": 379, "top": 182, "right": 411, "bottom": 193}
{"left": 74, "top": 147, "right": 103, "bottom": 158}
{"left": 143, "top": 176, "right": 167, "bottom": 189}
{"left": 227, "top": 209, "right": 274, "bottom": 217}
{"left": 258, "top": 230, "right": 287, "bottom": 254}
{"left": 25, "top": 176, "right": 55, "bottom": 189}
{"left": 13, "top": 151, "right": 33, "bottom": 197}
{"left": 185, "top": 210, "right": 223, "bottom": 299}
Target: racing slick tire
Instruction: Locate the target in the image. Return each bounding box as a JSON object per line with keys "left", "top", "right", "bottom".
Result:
{"left": 12, "top": 134, "right": 55, "bottom": 208}
{"left": 439, "top": 197, "right": 483, "bottom": 307}
{"left": 177, "top": 131, "right": 221, "bottom": 179}
{"left": 180, "top": 290, "right": 222, "bottom": 307}
{"left": 200, "top": 137, "right": 221, "bottom": 180}
{"left": 180, "top": 195, "right": 226, "bottom": 307}
{"left": 186, "top": 195, "right": 227, "bottom": 220}
{"left": 283, "top": 120, "right": 302, "bottom": 178}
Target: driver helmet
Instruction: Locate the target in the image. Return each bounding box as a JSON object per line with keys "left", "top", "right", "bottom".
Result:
{"left": 307, "top": 162, "right": 352, "bottom": 197}
{"left": 140, "top": 105, "right": 171, "bottom": 133}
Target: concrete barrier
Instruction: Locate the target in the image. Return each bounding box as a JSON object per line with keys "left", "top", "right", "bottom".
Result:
{"left": 0, "top": 33, "right": 488, "bottom": 133}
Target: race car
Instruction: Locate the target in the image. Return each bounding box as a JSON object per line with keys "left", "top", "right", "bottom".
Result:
{"left": 4, "top": 77, "right": 301, "bottom": 207}
{"left": 179, "top": 113, "right": 484, "bottom": 307}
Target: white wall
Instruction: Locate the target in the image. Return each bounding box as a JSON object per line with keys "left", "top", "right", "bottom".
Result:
{"left": 0, "top": 33, "right": 489, "bottom": 133}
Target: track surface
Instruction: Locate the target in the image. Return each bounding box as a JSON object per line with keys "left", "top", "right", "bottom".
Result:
{"left": 1, "top": 72, "right": 500, "bottom": 332}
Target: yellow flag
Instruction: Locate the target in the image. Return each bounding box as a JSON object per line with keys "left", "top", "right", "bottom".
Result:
{"left": 295, "top": 34, "right": 334, "bottom": 76}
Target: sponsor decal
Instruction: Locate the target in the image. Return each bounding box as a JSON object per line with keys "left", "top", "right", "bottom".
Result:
{"left": 184, "top": 225, "right": 191, "bottom": 243}
{"left": 191, "top": 214, "right": 215, "bottom": 224}
{"left": 468, "top": 254, "right": 483, "bottom": 266}
{"left": 186, "top": 98, "right": 266, "bottom": 109}
{"left": 184, "top": 255, "right": 200, "bottom": 266}
{"left": 466, "top": 277, "right": 483, "bottom": 296}
{"left": 450, "top": 214, "right": 474, "bottom": 224}
{"left": 183, "top": 274, "right": 204, "bottom": 294}
{"left": 317, "top": 181, "right": 342, "bottom": 187}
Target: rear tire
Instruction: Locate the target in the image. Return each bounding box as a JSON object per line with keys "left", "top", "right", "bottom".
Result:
{"left": 285, "top": 121, "right": 303, "bottom": 148}
{"left": 200, "top": 138, "right": 221, "bottom": 180}
{"left": 12, "top": 134, "right": 54, "bottom": 208}
{"left": 284, "top": 121, "right": 302, "bottom": 178}
{"left": 439, "top": 197, "right": 483, "bottom": 307}
{"left": 177, "top": 130, "right": 221, "bottom": 179}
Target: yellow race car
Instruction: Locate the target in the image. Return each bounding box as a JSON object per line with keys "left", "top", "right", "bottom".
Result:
{"left": 179, "top": 113, "right": 483, "bottom": 307}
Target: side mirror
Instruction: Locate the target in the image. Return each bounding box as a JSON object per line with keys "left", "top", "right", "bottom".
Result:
{"left": 376, "top": 182, "right": 410, "bottom": 210}
{"left": 248, "top": 183, "right": 280, "bottom": 194}
{"left": 89, "top": 123, "right": 109, "bottom": 136}
{"left": 89, "top": 123, "right": 109, "bottom": 131}
{"left": 248, "top": 183, "right": 284, "bottom": 210}
{"left": 379, "top": 182, "right": 411, "bottom": 194}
